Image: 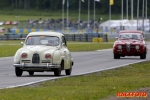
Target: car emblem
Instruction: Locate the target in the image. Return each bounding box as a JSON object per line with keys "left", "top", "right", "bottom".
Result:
{"left": 126, "top": 44, "right": 130, "bottom": 52}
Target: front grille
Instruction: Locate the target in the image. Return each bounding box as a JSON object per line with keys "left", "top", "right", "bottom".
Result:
{"left": 122, "top": 45, "right": 136, "bottom": 51}
{"left": 32, "top": 53, "right": 40, "bottom": 63}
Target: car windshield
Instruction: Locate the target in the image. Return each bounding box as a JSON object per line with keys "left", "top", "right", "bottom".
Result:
{"left": 26, "top": 35, "right": 59, "bottom": 46}
{"left": 119, "top": 33, "right": 142, "bottom": 40}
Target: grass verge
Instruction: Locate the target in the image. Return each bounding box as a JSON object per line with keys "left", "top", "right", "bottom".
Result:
{"left": 0, "top": 61, "right": 150, "bottom": 100}
{"left": 0, "top": 40, "right": 113, "bottom": 57}
{"left": 0, "top": 9, "right": 121, "bottom": 21}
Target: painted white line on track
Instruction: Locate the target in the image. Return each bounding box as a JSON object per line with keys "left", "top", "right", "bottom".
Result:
{"left": 72, "top": 59, "right": 150, "bottom": 76}
{"left": 0, "top": 43, "right": 150, "bottom": 89}
{"left": 0, "top": 56, "right": 14, "bottom": 59}
{"left": 96, "top": 49, "right": 112, "bottom": 52}
{"left": 3, "top": 76, "right": 71, "bottom": 89}
{"left": 2, "top": 59, "right": 149, "bottom": 90}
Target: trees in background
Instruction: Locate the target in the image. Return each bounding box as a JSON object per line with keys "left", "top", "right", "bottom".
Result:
{"left": 9, "top": 0, "right": 31, "bottom": 9}
{"left": 0, "top": 0, "right": 149, "bottom": 15}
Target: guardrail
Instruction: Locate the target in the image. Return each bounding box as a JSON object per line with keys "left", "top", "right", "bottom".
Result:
{"left": 0, "top": 33, "right": 108, "bottom": 42}
{"left": 65, "top": 33, "right": 108, "bottom": 42}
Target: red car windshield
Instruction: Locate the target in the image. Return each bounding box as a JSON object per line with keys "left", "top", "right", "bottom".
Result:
{"left": 119, "top": 33, "right": 143, "bottom": 40}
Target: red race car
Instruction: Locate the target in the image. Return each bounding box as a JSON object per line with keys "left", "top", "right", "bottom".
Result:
{"left": 113, "top": 30, "right": 147, "bottom": 59}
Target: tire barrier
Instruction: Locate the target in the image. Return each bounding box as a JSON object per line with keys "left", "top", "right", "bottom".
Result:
{"left": 11, "top": 29, "right": 41, "bottom": 34}
{"left": 1, "top": 33, "right": 108, "bottom": 42}
{"left": 64, "top": 33, "right": 108, "bottom": 42}
{"left": 0, "top": 34, "right": 26, "bottom": 40}
{"left": 92, "top": 38, "right": 103, "bottom": 42}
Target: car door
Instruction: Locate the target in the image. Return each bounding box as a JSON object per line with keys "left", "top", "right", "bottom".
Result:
{"left": 61, "top": 36, "right": 70, "bottom": 69}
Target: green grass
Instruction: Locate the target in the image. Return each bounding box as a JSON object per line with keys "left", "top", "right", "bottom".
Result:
{"left": 108, "top": 38, "right": 116, "bottom": 42}
{"left": 68, "top": 42, "right": 113, "bottom": 52}
{"left": 0, "top": 40, "right": 22, "bottom": 57}
{"left": 0, "top": 10, "right": 149, "bottom": 100}
{"left": 0, "top": 40, "right": 113, "bottom": 57}
{"left": 0, "top": 39, "right": 149, "bottom": 57}
{"left": 0, "top": 9, "right": 121, "bottom": 21}
{"left": 0, "top": 61, "right": 150, "bottom": 100}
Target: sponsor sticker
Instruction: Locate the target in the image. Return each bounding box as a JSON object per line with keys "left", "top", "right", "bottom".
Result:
{"left": 117, "top": 92, "right": 147, "bottom": 98}
{"left": 40, "top": 36, "right": 45, "bottom": 38}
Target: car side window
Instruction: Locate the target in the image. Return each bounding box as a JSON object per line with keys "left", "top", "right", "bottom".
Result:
{"left": 62, "top": 36, "right": 67, "bottom": 47}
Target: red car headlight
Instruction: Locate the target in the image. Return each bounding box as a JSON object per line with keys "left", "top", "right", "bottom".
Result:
{"left": 21, "top": 53, "right": 27, "bottom": 59}
{"left": 45, "top": 54, "right": 51, "bottom": 59}
{"left": 118, "top": 45, "right": 122, "bottom": 49}
{"left": 135, "top": 45, "right": 140, "bottom": 50}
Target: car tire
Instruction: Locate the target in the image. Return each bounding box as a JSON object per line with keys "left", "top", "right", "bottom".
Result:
{"left": 118, "top": 55, "right": 120, "bottom": 59}
{"left": 114, "top": 54, "right": 120, "bottom": 59}
{"left": 140, "top": 54, "right": 144, "bottom": 59}
{"left": 15, "top": 67, "right": 23, "bottom": 77}
{"left": 140, "top": 52, "right": 146, "bottom": 59}
{"left": 114, "top": 54, "right": 118, "bottom": 59}
{"left": 65, "top": 66, "right": 72, "bottom": 75}
{"left": 29, "top": 71, "right": 34, "bottom": 76}
{"left": 54, "top": 68, "right": 61, "bottom": 76}
{"left": 144, "top": 54, "right": 146, "bottom": 59}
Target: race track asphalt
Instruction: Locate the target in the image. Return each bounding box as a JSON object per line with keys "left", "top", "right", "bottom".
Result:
{"left": 0, "top": 43, "right": 150, "bottom": 89}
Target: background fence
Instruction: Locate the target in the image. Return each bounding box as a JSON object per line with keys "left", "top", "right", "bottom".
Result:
{"left": 1, "top": 33, "right": 108, "bottom": 42}
{"left": 1, "top": 31, "right": 150, "bottom": 42}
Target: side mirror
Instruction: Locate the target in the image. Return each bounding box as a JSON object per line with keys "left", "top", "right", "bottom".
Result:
{"left": 141, "top": 37, "right": 145, "bottom": 41}
{"left": 62, "top": 43, "right": 66, "bottom": 47}
{"left": 21, "top": 42, "right": 24, "bottom": 45}
{"left": 115, "top": 37, "right": 118, "bottom": 39}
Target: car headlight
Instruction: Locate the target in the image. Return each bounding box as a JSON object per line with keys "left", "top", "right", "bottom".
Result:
{"left": 45, "top": 53, "right": 51, "bottom": 59}
{"left": 21, "top": 53, "right": 27, "bottom": 59}
{"left": 135, "top": 45, "right": 140, "bottom": 50}
{"left": 118, "top": 45, "right": 122, "bottom": 49}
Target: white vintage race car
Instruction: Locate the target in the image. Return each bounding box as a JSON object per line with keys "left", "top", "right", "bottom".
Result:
{"left": 13, "top": 31, "right": 74, "bottom": 76}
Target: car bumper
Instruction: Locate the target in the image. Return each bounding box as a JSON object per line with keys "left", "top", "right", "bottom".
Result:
{"left": 13, "top": 63, "right": 60, "bottom": 69}
{"left": 114, "top": 49, "right": 142, "bottom": 56}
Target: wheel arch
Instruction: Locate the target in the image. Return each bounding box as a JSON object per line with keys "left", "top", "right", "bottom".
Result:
{"left": 61, "top": 59, "right": 64, "bottom": 70}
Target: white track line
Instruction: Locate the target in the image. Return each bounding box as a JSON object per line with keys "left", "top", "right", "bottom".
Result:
{"left": 1, "top": 43, "right": 150, "bottom": 89}
{"left": 2, "top": 59, "right": 149, "bottom": 89}
{"left": 96, "top": 49, "right": 112, "bottom": 52}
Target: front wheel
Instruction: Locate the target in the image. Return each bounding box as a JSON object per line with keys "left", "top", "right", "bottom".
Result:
{"left": 15, "top": 67, "right": 23, "bottom": 77}
{"left": 65, "top": 66, "right": 72, "bottom": 75}
{"left": 144, "top": 53, "right": 147, "bottom": 59}
{"left": 140, "top": 53, "right": 146, "bottom": 59}
{"left": 114, "top": 54, "right": 120, "bottom": 59}
{"left": 54, "top": 68, "right": 61, "bottom": 76}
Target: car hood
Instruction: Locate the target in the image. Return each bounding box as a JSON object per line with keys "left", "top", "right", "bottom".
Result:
{"left": 20, "top": 45, "right": 58, "bottom": 54}
{"left": 115, "top": 39, "right": 143, "bottom": 45}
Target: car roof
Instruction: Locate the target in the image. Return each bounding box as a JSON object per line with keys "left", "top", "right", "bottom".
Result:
{"left": 119, "top": 30, "right": 143, "bottom": 34}
{"left": 27, "top": 31, "right": 64, "bottom": 38}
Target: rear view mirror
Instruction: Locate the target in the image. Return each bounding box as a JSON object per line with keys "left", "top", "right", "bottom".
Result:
{"left": 62, "top": 43, "right": 66, "bottom": 47}
{"left": 115, "top": 37, "right": 118, "bottom": 39}
{"left": 21, "top": 42, "right": 24, "bottom": 45}
{"left": 143, "top": 37, "right": 145, "bottom": 40}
